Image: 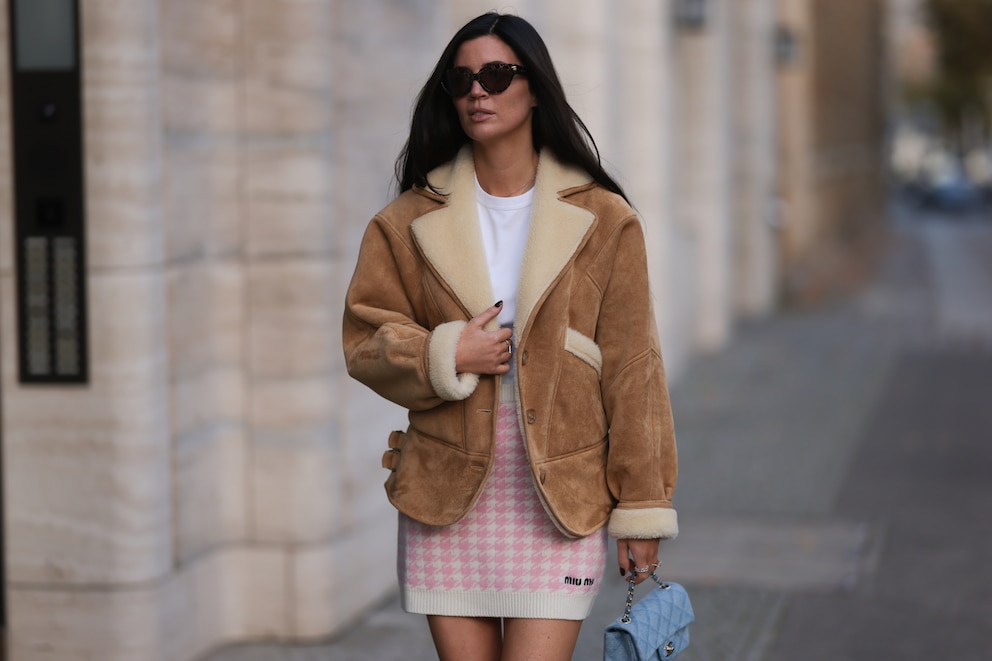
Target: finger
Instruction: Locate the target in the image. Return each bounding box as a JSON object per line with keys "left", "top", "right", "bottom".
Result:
{"left": 469, "top": 301, "right": 504, "bottom": 329}
{"left": 631, "top": 552, "right": 652, "bottom": 584}
{"left": 629, "top": 540, "right": 660, "bottom": 584}
{"left": 616, "top": 539, "right": 631, "bottom": 577}
{"left": 488, "top": 334, "right": 511, "bottom": 367}
{"left": 499, "top": 335, "right": 513, "bottom": 358}
{"left": 491, "top": 337, "right": 512, "bottom": 370}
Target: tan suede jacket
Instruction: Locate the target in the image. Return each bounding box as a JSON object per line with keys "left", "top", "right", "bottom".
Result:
{"left": 343, "top": 147, "right": 678, "bottom": 540}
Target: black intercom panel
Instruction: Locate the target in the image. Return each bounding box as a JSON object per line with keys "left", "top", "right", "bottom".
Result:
{"left": 9, "top": 0, "right": 88, "bottom": 383}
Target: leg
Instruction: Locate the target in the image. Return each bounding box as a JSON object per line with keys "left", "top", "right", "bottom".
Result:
{"left": 427, "top": 615, "right": 502, "bottom": 661}
{"left": 500, "top": 618, "right": 583, "bottom": 661}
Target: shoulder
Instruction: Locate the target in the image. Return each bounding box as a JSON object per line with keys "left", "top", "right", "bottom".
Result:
{"left": 537, "top": 150, "right": 637, "bottom": 231}
{"left": 374, "top": 186, "right": 447, "bottom": 233}
{"left": 563, "top": 183, "right": 638, "bottom": 235}
{"left": 374, "top": 150, "right": 468, "bottom": 231}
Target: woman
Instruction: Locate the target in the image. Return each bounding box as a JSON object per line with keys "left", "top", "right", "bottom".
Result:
{"left": 343, "top": 12, "right": 678, "bottom": 660}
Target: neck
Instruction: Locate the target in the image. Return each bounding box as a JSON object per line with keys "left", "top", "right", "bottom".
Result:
{"left": 473, "top": 143, "right": 539, "bottom": 197}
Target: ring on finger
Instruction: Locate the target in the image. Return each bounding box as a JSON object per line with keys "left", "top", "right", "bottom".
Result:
{"left": 505, "top": 339, "right": 512, "bottom": 356}
{"left": 633, "top": 566, "right": 651, "bottom": 574}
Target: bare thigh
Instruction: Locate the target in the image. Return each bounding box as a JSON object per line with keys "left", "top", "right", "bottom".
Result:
{"left": 500, "top": 618, "right": 583, "bottom": 661}
{"left": 427, "top": 615, "right": 502, "bottom": 661}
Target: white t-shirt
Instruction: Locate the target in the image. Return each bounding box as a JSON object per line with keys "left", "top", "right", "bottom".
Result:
{"left": 475, "top": 176, "right": 534, "bottom": 327}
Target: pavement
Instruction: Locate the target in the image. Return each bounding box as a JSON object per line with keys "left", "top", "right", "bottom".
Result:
{"left": 203, "top": 200, "right": 992, "bottom": 660}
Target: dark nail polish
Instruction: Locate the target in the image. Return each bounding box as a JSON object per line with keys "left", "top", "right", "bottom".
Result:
{"left": 619, "top": 567, "right": 625, "bottom": 577}
{"left": 494, "top": 300, "right": 503, "bottom": 308}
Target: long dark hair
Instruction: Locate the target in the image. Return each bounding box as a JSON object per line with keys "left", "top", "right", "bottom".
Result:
{"left": 394, "top": 12, "right": 628, "bottom": 202}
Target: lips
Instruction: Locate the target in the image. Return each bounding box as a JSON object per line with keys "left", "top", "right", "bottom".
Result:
{"left": 469, "top": 107, "right": 493, "bottom": 121}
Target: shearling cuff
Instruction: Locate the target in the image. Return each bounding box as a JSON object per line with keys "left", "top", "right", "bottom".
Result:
{"left": 428, "top": 320, "right": 480, "bottom": 401}
{"left": 607, "top": 507, "right": 679, "bottom": 540}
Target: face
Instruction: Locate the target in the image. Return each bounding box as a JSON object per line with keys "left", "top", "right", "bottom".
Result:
{"left": 449, "top": 36, "right": 537, "bottom": 149}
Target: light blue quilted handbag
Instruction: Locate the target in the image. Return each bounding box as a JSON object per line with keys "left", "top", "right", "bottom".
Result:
{"left": 603, "top": 572, "right": 694, "bottom": 660}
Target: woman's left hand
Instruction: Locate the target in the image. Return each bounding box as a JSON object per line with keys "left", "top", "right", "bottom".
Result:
{"left": 617, "top": 538, "right": 661, "bottom": 585}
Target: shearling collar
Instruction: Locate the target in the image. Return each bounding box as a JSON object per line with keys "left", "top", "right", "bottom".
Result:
{"left": 410, "top": 146, "right": 596, "bottom": 338}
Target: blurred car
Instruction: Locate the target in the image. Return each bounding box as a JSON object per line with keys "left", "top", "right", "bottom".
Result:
{"left": 916, "top": 150, "right": 982, "bottom": 211}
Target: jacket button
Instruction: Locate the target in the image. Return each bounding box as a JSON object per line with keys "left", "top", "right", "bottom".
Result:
{"left": 526, "top": 409, "right": 536, "bottom": 424}
{"left": 521, "top": 350, "right": 529, "bottom": 366}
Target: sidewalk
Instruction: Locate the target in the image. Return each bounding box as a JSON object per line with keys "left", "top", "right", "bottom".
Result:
{"left": 204, "top": 208, "right": 992, "bottom": 660}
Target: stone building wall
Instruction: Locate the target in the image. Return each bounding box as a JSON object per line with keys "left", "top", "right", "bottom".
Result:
{"left": 777, "top": 0, "right": 889, "bottom": 304}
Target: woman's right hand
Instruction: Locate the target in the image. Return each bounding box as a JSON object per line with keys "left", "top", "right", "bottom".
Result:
{"left": 455, "top": 302, "right": 513, "bottom": 375}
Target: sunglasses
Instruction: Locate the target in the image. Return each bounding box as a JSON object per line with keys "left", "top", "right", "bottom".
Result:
{"left": 442, "top": 62, "right": 527, "bottom": 98}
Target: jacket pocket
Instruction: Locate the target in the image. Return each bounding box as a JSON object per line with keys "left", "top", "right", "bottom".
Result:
{"left": 551, "top": 328, "right": 608, "bottom": 458}
{"left": 383, "top": 427, "right": 489, "bottom": 527}
{"left": 536, "top": 437, "right": 613, "bottom": 537}
{"left": 564, "top": 327, "right": 603, "bottom": 379}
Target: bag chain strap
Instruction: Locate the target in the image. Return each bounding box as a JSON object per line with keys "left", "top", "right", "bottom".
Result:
{"left": 620, "top": 571, "right": 672, "bottom": 624}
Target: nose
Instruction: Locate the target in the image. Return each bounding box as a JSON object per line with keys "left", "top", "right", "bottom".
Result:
{"left": 468, "top": 79, "right": 487, "bottom": 97}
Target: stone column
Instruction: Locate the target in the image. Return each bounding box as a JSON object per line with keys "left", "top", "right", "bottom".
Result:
{"left": 163, "top": 0, "right": 248, "bottom": 577}
{"left": 239, "top": 0, "right": 398, "bottom": 641}
{"left": 776, "top": 0, "right": 816, "bottom": 294}
{"left": 731, "top": 0, "right": 779, "bottom": 317}
{"left": 674, "top": 0, "right": 734, "bottom": 352}
{"left": 544, "top": 0, "right": 611, "bottom": 148}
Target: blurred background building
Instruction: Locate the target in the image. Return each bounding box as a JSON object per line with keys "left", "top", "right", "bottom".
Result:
{"left": 0, "top": 0, "right": 916, "bottom": 658}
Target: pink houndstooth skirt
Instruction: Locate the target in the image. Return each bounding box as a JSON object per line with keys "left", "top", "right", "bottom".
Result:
{"left": 398, "top": 383, "right": 608, "bottom": 620}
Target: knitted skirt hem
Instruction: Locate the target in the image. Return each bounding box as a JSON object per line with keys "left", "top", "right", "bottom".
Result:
{"left": 401, "top": 588, "right": 596, "bottom": 620}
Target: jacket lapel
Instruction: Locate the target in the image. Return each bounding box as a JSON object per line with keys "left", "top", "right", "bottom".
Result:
{"left": 515, "top": 153, "right": 595, "bottom": 337}
{"left": 410, "top": 149, "right": 495, "bottom": 323}
{"left": 410, "top": 147, "right": 595, "bottom": 334}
